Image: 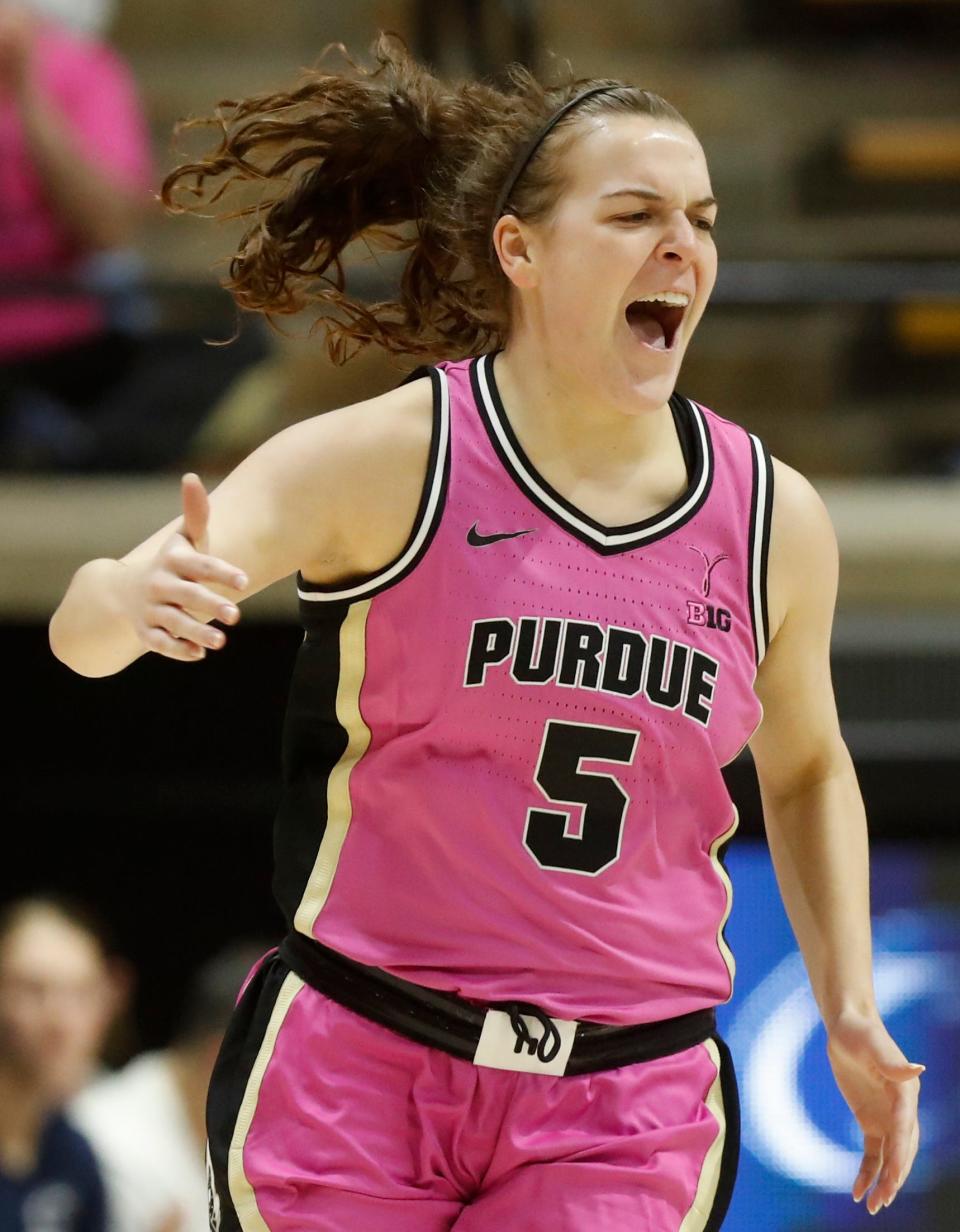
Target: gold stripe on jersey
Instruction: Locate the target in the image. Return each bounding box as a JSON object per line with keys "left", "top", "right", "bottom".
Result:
{"left": 293, "top": 600, "right": 373, "bottom": 934}
{"left": 711, "top": 807, "right": 739, "bottom": 993}
{"left": 678, "top": 1037, "right": 728, "bottom": 1231}
{"left": 228, "top": 971, "right": 304, "bottom": 1231}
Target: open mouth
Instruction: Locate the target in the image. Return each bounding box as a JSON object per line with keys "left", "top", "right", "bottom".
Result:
{"left": 625, "top": 300, "right": 685, "bottom": 352}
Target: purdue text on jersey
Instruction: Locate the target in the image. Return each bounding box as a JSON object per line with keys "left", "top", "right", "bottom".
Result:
{"left": 464, "top": 616, "right": 720, "bottom": 727}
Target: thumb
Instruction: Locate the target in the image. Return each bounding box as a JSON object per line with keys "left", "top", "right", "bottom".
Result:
{"left": 180, "top": 472, "right": 209, "bottom": 548}
{"left": 866, "top": 1032, "right": 925, "bottom": 1082}
{"left": 877, "top": 1058, "right": 925, "bottom": 1083}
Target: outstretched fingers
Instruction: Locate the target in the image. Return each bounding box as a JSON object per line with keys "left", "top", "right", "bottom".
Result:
{"left": 151, "top": 577, "right": 242, "bottom": 626}
{"left": 166, "top": 543, "right": 248, "bottom": 593}
{"left": 853, "top": 1077, "right": 921, "bottom": 1214}
{"left": 128, "top": 479, "right": 249, "bottom": 662}
{"left": 141, "top": 624, "right": 208, "bottom": 662}
{"left": 138, "top": 557, "right": 245, "bottom": 661}
{"left": 830, "top": 1016, "right": 923, "bottom": 1214}
{"left": 149, "top": 604, "right": 229, "bottom": 650}
{"left": 872, "top": 1081, "right": 921, "bottom": 1211}
{"left": 853, "top": 1135, "right": 884, "bottom": 1208}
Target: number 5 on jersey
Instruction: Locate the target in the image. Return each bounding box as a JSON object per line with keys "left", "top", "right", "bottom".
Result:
{"left": 524, "top": 720, "right": 639, "bottom": 876}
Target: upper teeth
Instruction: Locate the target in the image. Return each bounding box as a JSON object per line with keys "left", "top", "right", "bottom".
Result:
{"left": 634, "top": 292, "right": 690, "bottom": 307}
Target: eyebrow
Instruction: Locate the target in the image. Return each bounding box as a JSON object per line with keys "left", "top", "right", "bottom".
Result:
{"left": 601, "top": 188, "right": 718, "bottom": 209}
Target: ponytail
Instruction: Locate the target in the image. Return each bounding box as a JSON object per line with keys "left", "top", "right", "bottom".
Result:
{"left": 161, "top": 34, "right": 689, "bottom": 363}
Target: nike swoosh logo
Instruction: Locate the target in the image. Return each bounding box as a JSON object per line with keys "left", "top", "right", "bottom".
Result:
{"left": 467, "top": 522, "right": 534, "bottom": 547}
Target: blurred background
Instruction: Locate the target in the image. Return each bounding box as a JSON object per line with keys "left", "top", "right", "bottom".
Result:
{"left": 2, "top": 1, "right": 957, "bottom": 1229}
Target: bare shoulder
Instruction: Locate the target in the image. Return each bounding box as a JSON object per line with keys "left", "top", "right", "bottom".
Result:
{"left": 269, "top": 372, "right": 433, "bottom": 466}
{"left": 769, "top": 455, "right": 836, "bottom": 541}
{"left": 268, "top": 374, "right": 436, "bottom": 583}
{"left": 766, "top": 456, "right": 839, "bottom": 643}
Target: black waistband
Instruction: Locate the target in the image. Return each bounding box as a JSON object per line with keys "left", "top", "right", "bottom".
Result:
{"left": 279, "top": 931, "right": 716, "bottom": 1076}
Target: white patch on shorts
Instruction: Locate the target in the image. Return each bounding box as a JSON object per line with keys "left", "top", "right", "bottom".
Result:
{"left": 473, "top": 1009, "right": 577, "bottom": 1076}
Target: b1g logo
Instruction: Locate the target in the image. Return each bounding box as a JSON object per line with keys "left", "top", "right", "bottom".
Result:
{"left": 687, "top": 601, "right": 732, "bottom": 632}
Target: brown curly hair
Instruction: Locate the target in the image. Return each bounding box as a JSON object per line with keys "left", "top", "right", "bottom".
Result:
{"left": 161, "top": 34, "right": 690, "bottom": 364}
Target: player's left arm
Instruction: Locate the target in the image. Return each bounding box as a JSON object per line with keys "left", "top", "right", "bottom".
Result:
{"left": 748, "top": 457, "right": 923, "bottom": 1216}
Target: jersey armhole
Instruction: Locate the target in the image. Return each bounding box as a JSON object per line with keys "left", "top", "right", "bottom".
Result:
{"left": 296, "top": 366, "right": 451, "bottom": 606}
{"left": 747, "top": 433, "right": 774, "bottom": 665}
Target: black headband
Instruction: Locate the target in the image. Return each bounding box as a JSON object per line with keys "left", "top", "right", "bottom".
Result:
{"left": 490, "top": 85, "right": 618, "bottom": 238}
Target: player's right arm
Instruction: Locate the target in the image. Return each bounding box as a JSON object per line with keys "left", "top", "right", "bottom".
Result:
{"left": 48, "top": 376, "right": 434, "bottom": 678}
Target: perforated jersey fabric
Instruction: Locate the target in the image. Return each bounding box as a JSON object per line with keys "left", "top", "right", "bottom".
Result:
{"left": 279, "top": 352, "right": 773, "bottom": 1026}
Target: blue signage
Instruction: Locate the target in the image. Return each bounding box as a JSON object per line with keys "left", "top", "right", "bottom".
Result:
{"left": 715, "top": 842, "right": 960, "bottom": 1230}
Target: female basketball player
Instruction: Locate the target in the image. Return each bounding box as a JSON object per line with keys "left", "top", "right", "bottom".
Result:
{"left": 49, "top": 36, "right": 921, "bottom": 1230}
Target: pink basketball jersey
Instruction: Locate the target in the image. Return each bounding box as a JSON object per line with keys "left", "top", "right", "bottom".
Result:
{"left": 275, "top": 352, "right": 774, "bottom": 1025}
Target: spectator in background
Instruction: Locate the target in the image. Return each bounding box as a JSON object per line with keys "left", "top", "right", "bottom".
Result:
{"left": 0, "top": 0, "right": 155, "bottom": 466}
{"left": 71, "top": 944, "right": 268, "bottom": 1232}
{"left": 0, "top": 0, "right": 269, "bottom": 471}
{"left": 0, "top": 896, "right": 118, "bottom": 1231}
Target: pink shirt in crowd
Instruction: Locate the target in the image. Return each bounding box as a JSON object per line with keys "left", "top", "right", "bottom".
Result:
{"left": 0, "top": 20, "right": 153, "bottom": 361}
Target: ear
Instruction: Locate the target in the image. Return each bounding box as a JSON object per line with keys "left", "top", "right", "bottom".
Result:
{"left": 492, "top": 214, "right": 538, "bottom": 290}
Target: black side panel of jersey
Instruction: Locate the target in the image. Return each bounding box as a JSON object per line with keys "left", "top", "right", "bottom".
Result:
{"left": 206, "top": 952, "right": 289, "bottom": 1231}
{"left": 271, "top": 601, "right": 352, "bottom": 928}
{"left": 703, "top": 1035, "right": 741, "bottom": 1232}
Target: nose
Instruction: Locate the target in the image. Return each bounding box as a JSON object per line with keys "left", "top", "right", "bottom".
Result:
{"left": 656, "top": 212, "right": 697, "bottom": 265}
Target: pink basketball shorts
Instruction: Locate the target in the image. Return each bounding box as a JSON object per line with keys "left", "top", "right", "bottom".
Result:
{"left": 206, "top": 949, "right": 739, "bottom": 1231}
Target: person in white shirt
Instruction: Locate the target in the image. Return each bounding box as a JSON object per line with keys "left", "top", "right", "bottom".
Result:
{"left": 71, "top": 945, "right": 265, "bottom": 1232}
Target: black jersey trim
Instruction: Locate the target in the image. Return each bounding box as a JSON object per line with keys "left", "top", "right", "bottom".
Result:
{"left": 272, "top": 606, "right": 353, "bottom": 924}
{"left": 703, "top": 1034, "right": 741, "bottom": 1232}
{"left": 747, "top": 433, "right": 774, "bottom": 665}
{"left": 206, "top": 951, "right": 293, "bottom": 1232}
{"left": 296, "top": 365, "right": 451, "bottom": 605}
{"left": 471, "top": 352, "right": 714, "bottom": 556}
{"left": 674, "top": 390, "right": 698, "bottom": 485}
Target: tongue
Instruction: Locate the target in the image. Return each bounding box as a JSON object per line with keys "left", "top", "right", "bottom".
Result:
{"left": 628, "top": 310, "right": 667, "bottom": 350}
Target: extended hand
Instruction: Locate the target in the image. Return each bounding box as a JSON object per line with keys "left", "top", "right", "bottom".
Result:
{"left": 826, "top": 1011, "right": 922, "bottom": 1215}
{"left": 124, "top": 473, "right": 248, "bottom": 662}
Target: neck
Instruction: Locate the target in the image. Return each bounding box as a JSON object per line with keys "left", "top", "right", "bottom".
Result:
{"left": 0, "top": 1064, "right": 49, "bottom": 1175}
{"left": 494, "top": 336, "right": 675, "bottom": 482}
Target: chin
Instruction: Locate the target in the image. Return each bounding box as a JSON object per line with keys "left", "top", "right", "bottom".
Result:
{"left": 621, "top": 362, "right": 682, "bottom": 411}
{"left": 613, "top": 333, "right": 686, "bottom": 401}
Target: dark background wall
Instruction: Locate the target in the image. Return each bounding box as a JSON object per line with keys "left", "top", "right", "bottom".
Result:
{"left": 7, "top": 623, "right": 296, "bottom": 1046}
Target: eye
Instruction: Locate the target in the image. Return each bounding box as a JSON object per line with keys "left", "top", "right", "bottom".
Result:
{"left": 694, "top": 218, "right": 716, "bottom": 233}
{"left": 617, "top": 211, "right": 652, "bottom": 223}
